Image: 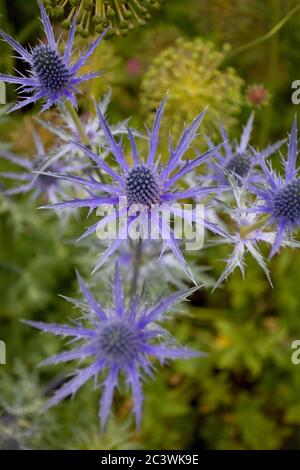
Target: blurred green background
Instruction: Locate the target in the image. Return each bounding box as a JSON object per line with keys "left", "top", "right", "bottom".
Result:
{"left": 1, "top": 0, "right": 300, "bottom": 450}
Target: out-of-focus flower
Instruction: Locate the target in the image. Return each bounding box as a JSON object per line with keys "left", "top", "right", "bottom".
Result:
{"left": 69, "top": 418, "right": 141, "bottom": 450}
{"left": 0, "top": 131, "right": 77, "bottom": 203}
{"left": 0, "top": 362, "right": 56, "bottom": 450}
{"left": 23, "top": 264, "right": 203, "bottom": 430}
{"left": 0, "top": 1, "right": 107, "bottom": 112}
{"left": 82, "top": 239, "right": 215, "bottom": 292}
{"left": 206, "top": 114, "right": 286, "bottom": 185}
{"left": 210, "top": 184, "right": 300, "bottom": 289}
{"left": 126, "top": 58, "right": 141, "bottom": 78}
{"left": 40, "top": 98, "right": 229, "bottom": 281}
{"left": 140, "top": 37, "right": 244, "bottom": 141}
{"left": 43, "top": 0, "right": 165, "bottom": 38}
{"left": 36, "top": 89, "right": 137, "bottom": 171}
{"left": 247, "top": 84, "right": 270, "bottom": 108}
{"left": 250, "top": 117, "right": 300, "bottom": 258}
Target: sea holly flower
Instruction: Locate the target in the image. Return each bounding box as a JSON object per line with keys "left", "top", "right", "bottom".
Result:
{"left": 23, "top": 264, "right": 203, "bottom": 430}
{"left": 40, "top": 97, "right": 229, "bottom": 281}
{"left": 210, "top": 184, "right": 300, "bottom": 289}
{"left": 249, "top": 116, "right": 300, "bottom": 258}
{"left": 0, "top": 1, "right": 107, "bottom": 113}
{"left": 206, "top": 114, "right": 286, "bottom": 185}
{"left": 0, "top": 131, "right": 79, "bottom": 203}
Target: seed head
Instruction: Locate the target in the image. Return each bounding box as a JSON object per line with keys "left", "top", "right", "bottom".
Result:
{"left": 272, "top": 179, "right": 300, "bottom": 224}
{"left": 32, "top": 45, "right": 70, "bottom": 93}
{"left": 225, "top": 154, "right": 252, "bottom": 178}
{"left": 97, "top": 320, "right": 142, "bottom": 365}
{"left": 125, "top": 165, "right": 161, "bottom": 207}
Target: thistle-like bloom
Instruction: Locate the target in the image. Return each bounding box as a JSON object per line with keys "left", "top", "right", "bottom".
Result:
{"left": 210, "top": 185, "right": 299, "bottom": 289}
{"left": 0, "top": 1, "right": 107, "bottom": 112}
{"left": 250, "top": 117, "right": 300, "bottom": 258}
{"left": 0, "top": 132, "right": 76, "bottom": 202}
{"left": 23, "top": 264, "right": 202, "bottom": 430}
{"left": 206, "top": 114, "right": 286, "bottom": 185}
{"left": 41, "top": 98, "right": 229, "bottom": 280}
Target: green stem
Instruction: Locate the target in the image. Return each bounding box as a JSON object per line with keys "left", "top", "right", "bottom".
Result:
{"left": 227, "top": 2, "right": 300, "bottom": 59}
{"left": 130, "top": 237, "right": 143, "bottom": 301}
{"left": 65, "top": 101, "right": 89, "bottom": 146}
{"left": 240, "top": 215, "right": 270, "bottom": 239}
{"left": 259, "top": 0, "right": 281, "bottom": 145}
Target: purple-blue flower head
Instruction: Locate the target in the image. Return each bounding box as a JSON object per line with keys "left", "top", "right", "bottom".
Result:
{"left": 207, "top": 114, "right": 285, "bottom": 185}
{"left": 23, "top": 264, "right": 203, "bottom": 430}
{"left": 0, "top": 1, "right": 107, "bottom": 112}
{"left": 0, "top": 132, "right": 66, "bottom": 201}
{"left": 250, "top": 116, "right": 300, "bottom": 257}
{"left": 40, "top": 97, "right": 229, "bottom": 280}
{"left": 209, "top": 185, "right": 273, "bottom": 288}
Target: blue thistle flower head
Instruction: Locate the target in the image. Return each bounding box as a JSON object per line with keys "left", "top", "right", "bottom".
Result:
{"left": 210, "top": 184, "right": 274, "bottom": 288}
{"left": 250, "top": 116, "right": 300, "bottom": 257}
{"left": 23, "top": 263, "right": 202, "bottom": 430}
{"left": 0, "top": 1, "right": 107, "bottom": 113}
{"left": 0, "top": 131, "right": 81, "bottom": 204}
{"left": 125, "top": 164, "right": 161, "bottom": 207}
{"left": 40, "top": 97, "right": 230, "bottom": 281}
{"left": 0, "top": 132, "right": 57, "bottom": 199}
{"left": 224, "top": 153, "right": 252, "bottom": 179}
{"left": 207, "top": 114, "right": 286, "bottom": 185}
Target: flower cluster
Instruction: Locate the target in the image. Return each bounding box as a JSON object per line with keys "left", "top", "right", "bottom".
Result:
{"left": 43, "top": 0, "right": 165, "bottom": 38}
{"left": 204, "top": 113, "right": 286, "bottom": 186}
{"left": 140, "top": 37, "right": 244, "bottom": 141}
{"left": 0, "top": 133, "right": 67, "bottom": 200}
{"left": 1, "top": 0, "right": 300, "bottom": 432}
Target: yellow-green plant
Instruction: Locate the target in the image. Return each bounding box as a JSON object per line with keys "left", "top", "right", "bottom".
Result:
{"left": 140, "top": 37, "right": 244, "bottom": 142}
